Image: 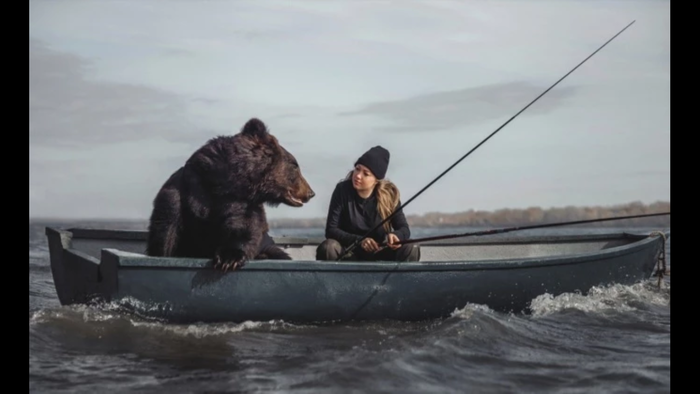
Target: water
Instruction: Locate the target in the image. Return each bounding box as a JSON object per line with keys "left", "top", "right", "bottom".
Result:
{"left": 29, "top": 220, "right": 670, "bottom": 393}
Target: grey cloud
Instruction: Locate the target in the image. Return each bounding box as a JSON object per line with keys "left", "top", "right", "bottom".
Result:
{"left": 271, "top": 113, "right": 302, "bottom": 119}
{"left": 188, "top": 97, "right": 222, "bottom": 105}
{"left": 338, "top": 81, "right": 578, "bottom": 132}
{"left": 29, "top": 38, "right": 204, "bottom": 148}
{"left": 551, "top": 169, "right": 670, "bottom": 184}
{"left": 160, "top": 47, "right": 193, "bottom": 58}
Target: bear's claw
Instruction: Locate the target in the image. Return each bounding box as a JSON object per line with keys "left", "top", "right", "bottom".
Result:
{"left": 213, "top": 248, "right": 247, "bottom": 272}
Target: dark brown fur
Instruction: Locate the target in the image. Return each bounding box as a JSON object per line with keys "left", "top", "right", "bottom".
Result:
{"left": 145, "top": 118, "right": 315, "bottom": 271}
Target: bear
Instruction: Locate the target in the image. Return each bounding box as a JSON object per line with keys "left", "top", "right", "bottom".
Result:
{"left": 145, "top": 117, "right": 315, "bottom": 272}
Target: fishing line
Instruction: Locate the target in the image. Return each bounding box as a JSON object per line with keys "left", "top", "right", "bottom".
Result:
{"left": 381, "top": 212, "right": 670, "bottom": 246}
{"left": 336, "top": 20, "right": 637, "bottom": 261}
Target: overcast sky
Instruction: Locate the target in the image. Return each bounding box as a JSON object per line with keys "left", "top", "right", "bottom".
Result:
{"left": 29, "top": 0, "right": 670, "bottom": 220}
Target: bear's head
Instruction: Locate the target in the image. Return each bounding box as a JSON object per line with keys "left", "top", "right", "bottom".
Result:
{"left": 235, "top": 118, "right": 315, "bottom": 207}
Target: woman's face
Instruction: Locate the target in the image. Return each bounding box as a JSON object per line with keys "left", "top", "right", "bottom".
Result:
{"left": 352, "top": 164, "right": 377, "bottom": 192}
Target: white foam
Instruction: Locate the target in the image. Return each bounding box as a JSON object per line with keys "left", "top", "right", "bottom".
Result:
{"left": 529, "top": 280, "right": 670, "bottom": 317}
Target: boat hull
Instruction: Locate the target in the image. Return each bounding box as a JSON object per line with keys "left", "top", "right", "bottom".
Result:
{"left": 45, "top": 227, "right": 668, "bottom": 324}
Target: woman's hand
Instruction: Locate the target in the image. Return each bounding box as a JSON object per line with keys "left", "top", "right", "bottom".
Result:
{"left": 386, "top": 233, "right": 401, "bottom": 250}
{"left": 361, "top": 237, "right": 379, "bottom": 252}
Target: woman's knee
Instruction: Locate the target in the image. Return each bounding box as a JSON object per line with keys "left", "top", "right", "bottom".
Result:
{"left": 316, "top": 239, "right": 342, "bottom": 260}
{"left": 399, "top": 244, "right": 420, "bottom": 262}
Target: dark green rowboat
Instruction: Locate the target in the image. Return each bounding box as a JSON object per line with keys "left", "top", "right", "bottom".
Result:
{"left": 45, "top": 226, "right": 669, "bottom": 324}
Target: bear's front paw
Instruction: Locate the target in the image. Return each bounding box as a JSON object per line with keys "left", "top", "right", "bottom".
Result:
{"left": 213, "top": 247, "right": 247, "bottom": 272}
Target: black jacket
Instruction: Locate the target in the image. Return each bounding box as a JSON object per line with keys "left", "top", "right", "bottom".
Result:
{"left": 325, "top": 179, "right": 410, "bottom": 247}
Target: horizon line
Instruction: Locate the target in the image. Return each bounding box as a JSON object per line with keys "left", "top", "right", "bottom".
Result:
{"left": 29, "top": 199, "right": 670, "bottom": 222}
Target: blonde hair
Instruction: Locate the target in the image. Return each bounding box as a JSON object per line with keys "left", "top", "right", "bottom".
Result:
{"left": 344, "top": 170, "right": 400, "bottom": 233}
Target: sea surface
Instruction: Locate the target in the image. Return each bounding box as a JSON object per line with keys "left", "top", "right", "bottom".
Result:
{"left": 29, "top": 220, "right": 671, "bottom": 393}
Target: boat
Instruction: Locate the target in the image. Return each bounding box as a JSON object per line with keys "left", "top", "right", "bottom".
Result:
{"left": 44, "top": 226, "right": 669, "bottom": 324}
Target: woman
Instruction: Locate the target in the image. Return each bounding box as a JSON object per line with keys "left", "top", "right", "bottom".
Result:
{"left": 316, "top": 145, "right": 420, "bottom": 262}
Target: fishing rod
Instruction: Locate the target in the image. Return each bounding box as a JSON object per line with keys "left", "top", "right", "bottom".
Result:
{"left": 336, "top": 20, "right": 637, "bottom": 261}
{"left": 378, "top": 212, "right": 670, "bottom": 247}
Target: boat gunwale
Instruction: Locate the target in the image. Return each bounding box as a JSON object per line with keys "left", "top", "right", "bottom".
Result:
{"left": 46, "top": 226, "right": 669, "bottom": 273}
{"left": 59, "top": 226, "right": 666, "bottom": 245}
{"left": 105, "top": 235, "right": 663, "bottom": 272}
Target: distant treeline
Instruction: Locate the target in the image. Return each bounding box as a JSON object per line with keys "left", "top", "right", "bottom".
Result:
{"left": 268, "top": 201, "right": 670, "bottom": 229}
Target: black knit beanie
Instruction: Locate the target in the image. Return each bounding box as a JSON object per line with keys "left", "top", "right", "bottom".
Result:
{"left": 354, "top": 145, "right": 390, "bottom": 179}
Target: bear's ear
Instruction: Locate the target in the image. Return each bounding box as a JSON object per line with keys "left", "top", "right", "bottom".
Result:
{"left": 240, "top": 118, "right": 270, "bottom": 140}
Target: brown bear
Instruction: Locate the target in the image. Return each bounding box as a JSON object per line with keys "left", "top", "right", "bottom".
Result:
{"left": 145, "top": 118, "right": 315, "bottom": 271}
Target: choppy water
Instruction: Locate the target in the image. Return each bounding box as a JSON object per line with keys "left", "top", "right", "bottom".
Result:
{"left": 29, "top": 220, "right": 670, "bottom": 393}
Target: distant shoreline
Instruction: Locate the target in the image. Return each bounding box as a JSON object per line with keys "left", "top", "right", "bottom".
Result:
{"left": 30, "top": 200, "right": 670, "bottom": 228}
